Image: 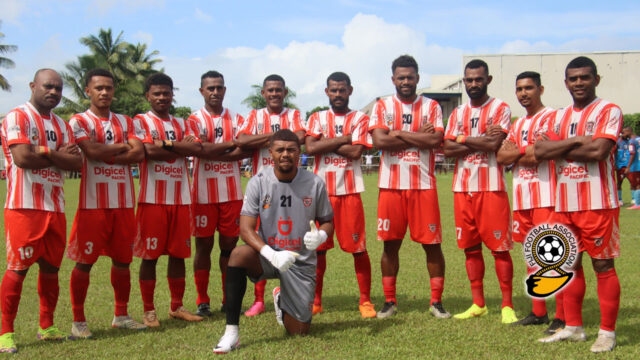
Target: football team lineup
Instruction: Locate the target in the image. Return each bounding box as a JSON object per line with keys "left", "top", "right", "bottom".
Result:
{"left": 0, "top": 53, "right": 632, "bottom": 357}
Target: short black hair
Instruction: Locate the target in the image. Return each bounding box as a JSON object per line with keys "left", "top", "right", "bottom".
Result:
{"left": 465, "top": 59, "right": 489, "bottom": 75}
{"left": 391, "top": 55, "right": 418, "bottom": 73}
{"left": 201, "top": 70, "right": 224, "bottom": 87}
{"left": 33, "top": 68, "right": 58, "bottom": 81}
{"left": 565, "top": 56, "right": 598, "bottom": 77}
{"left": 263, "top": 74, "right": 285, "bottom": 87}
{"left": 516, "top": 71, "right": 541, "bottom": 87}
{"left": 327, "top": 72, "right": 351, "bottom": 87}
{"left": 144, "top": 72, "right": 173, "bottom": 93}
{"left": 270, "top": 129, "right": 300, "bottom": 148}
{"left": 85, "top": 68, "right": 114, "bottom": 87}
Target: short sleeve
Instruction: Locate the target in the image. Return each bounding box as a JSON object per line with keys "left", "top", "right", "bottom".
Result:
{"left": 593, "top": 105, "right": 622, "bottom": 141}
{"left": 69, "top": 115, "right": 91, "bottom": 143}
{"left": 496, "top": 103, "right": 512, "bottom": 133}
{"left": 368, "top": 100, "right": 389, "bottom": 132}
{"left": 506, "top": 122, "right": 517, "bottom": 144}
{"left": 180, "top": 117, "right": 200, "bottom": 141}
{"left": 306, "top": 112, "right": 322, "bottom": 138}
{"left": 429, "top": 101, "right": 444, "bottom": 132}
{"left": 444, "top": 108, "right": 460, "bottom": 140}
{"left": 233, "top": 113, "right": 245, "bottom": 138}
{"left": 3, "top": 110, "right": 31, "bottom": 146}
{"left": 131, "top": 115, "right": 152, "bottom": 143}
{"left": 290, "top": 109, "right": 305, "bottom": 133}
{"left": 240, "top": 176, "right": 261, "bottom": 217}
{"left": 63, "top": 121, "right": 75, "bottom": 145}
{"left": 352, "top": 114, "right": 372, "bottom": 148}
{"left": 314, "top": 180, "right": 334, "bottom": 223}
{"left": 237, "top": 110, "right": 257, "bottom": 137}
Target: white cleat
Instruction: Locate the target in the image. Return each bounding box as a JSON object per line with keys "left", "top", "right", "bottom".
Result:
{"left": 213, "top": 328, "right": 239, "bottom": 354}
{"left": 112, "top": 315, "right": 147, "bottom": 330}
{"left": 69, "top": 321, "right": 93, "bottom": 340}
{"left": 538, "top": 326, "right": 586, "bottom": 343}
{"left": 273, "top": 287, "right": 283, "bottom": 326}
{"left": 590, "top": 329, "right": 616, "bottom": 353}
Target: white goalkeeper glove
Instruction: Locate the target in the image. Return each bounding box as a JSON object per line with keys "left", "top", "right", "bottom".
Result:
{"left": 304, "top": 220, "right": 328, "bottom": 251}
{"left": 260, "top": 245, "right": 299, "bottom": 272}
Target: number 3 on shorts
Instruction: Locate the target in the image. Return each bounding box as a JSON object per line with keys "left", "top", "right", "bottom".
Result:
{"left": 377, "top": 218, "right": 390, "bottom": 231}
{"left": 84, "top": 241, "right": 94, "bottom": 255}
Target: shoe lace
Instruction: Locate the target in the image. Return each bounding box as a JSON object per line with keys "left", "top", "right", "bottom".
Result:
{"left": 146, "top": 312, "right": 158, "bottom": 321}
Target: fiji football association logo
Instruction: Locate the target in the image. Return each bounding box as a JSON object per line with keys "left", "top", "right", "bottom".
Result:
{"left": 523, "top": 223, "right": 578, "bottom": 298}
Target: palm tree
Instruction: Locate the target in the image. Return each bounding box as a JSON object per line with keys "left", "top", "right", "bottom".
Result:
{"left": 79, "top": 28, "right": 128, "bottom": 79}
{"left": 0, "top": 22, "right": 18, "bottom": 91}
{"left": 242, "top": 84, "right": 298, "bottom": 110}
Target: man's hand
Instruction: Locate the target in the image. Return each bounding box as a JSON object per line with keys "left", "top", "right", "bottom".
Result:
{"left": 183, "top": 135, "right": 197, "bottom": 143}
{"left": 304, "top": 220, "right": 328, "bottom": 251}
{"left": 388, "top": 130, "right": 401, "bottom": 138}
{"left": 260, "top": 246, "right": 299, "bottom": 272}
{"left": 486, "top": 124, "right": 503, "bottom": 137}
{"left": 501, "top": 140, "right": 517, "bottom": 151}
{"left": 57, "top": 143, "right": 80, "bottom": 155}
{"left": 419, "top": 123, "right": 435, "bottom": 134}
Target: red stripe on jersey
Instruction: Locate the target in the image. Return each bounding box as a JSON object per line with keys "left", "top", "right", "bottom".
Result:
{"left": 207, "top": 178, "right": 219, "bottom": 203}
{"left": 52, "top": 186, "right": 62, "bottom": 212}
{"left": 96, "top": 183, "right": 109, "bottom": 208}
{"left": 515, "top": 184, "right": 523, "bottom": 210}
{"left": 328, "top": 112, "right": 336, "bottom": 138}
{"left": 344, "top": 169, "right": 355, "bottom": 194}
{"left": 558, "top": 183, "right": 568, "bottom": 212}
{"left": 326, "top": 172, "right": 337, "bottom": 195}
{"left": 13, "top": 169, "right": 22, "bottom": 208}
{"left": 155, "top": 180, "right": 167, "bottom": 204}
{"left": 174, "top": 181, "right": 182, "bottom": 205}
{"left": 478, "top": 166, "right": 489, "bottom": 190}
{"left": 393, "top": 100, "right": 403, "bottom": 131}
{"left": 226, "top": 176, "right": 238, "bottom": 201}
{"left": 599, "top": 161, "right": 611, "bottom": 207}
{"left": 117, "top": 182, "right": 126, "bottom": 208}
{"left": 80, "top": 158, "right": 88, "bottom": 208}
{"left": 170, "top": 117, "right": 183, "bottom": 140}
{"left": 411, "top": 101, "right": 422, "bottom": 132}
{"left": 461, "top": 168, "right": 470, "bottom": 193}
{"left": 388, "top": 164, "right": 400, "bottom": 188}
{"left": 577, "top": 181, "right": 591, "bottom": 210}
{"left": 222, "top": 111, "right": 232, "bottom": 142}
{"left": 32, "top": 183, "right": 44, "bottom": 209}
{"left": 530, "top": 182, "right": 541, "bottom": 207}
{"left": 409, "top": 164, "right": 420, "bottom": 189}
{"left": 138, "top": 165, "right": 148, "bottom": 203}
{"left": 49, "top": 117, "right": 64, "bottom": 149}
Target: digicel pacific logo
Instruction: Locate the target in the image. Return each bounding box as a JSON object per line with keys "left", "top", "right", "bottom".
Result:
{"left": 558, "top": 163, "right": 589, "bottom": 178}
{"left": 464, "top": 152, "right": 489, "bottom": 162}
{"left": 389, "top": 150, "right": 419, "bottom": 159}
{"left": 94, "top": 167, "right": 125, "bottom": 177}
{"left": 324, "top": 157, "right": 350, "bottom": 167}
{"left": 267, "top": 217, "right": 302, "bottom": 251}
{"left": 518, "top": 167, "right": 539, "bottom": 178}
{"left": 262, "top": 158, "right": 275, "bottom": 166}
{"left": 154, "top": 164, "right": 183, "bottom": 176}
{"left": 32, "top": 168, "right": 62, "bottom": 181}
{"left": 204, "top": 162, "right": 234, "bottom": 172}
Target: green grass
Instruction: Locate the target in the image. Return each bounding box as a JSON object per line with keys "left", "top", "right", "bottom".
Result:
{"left": 1, "top": 173, "right": 639, "bottom": 359}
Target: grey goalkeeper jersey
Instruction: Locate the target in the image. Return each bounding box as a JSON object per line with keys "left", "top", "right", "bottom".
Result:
{"left": 241, "top": 167, "right": 334, "bottom": 268}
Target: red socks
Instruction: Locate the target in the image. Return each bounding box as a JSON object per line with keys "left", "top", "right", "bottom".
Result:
{"left": 1, "top": 271, "right": 26, "bottom": 334}
{"left": 139, "top": 279, "right": 156, "bottom": 312}
{"left": 353, "top": 252, "right": 371, "bottom": 304}
{"left": 555, "top": 291, "right": 565, "bottom": 321}
{"left": 430, "top": 277, "right": 444, "bottom": 305}
{"left": 382, "top": 276, "right": 397, "bottom": 304}
{"left": 314, "top": 252, "right": 327, "bottom": 306}
{"left": 37, "top": 272, "right": 59, "bottom": 330}
{"left": 254, "top": 280, "right": 266, "bottom": 303}
{"left": 564, "top": 267, "right": 586, "bottom": 327}
{"left": 111, "top": 266, "right": 130, "bottom": 317}
{"left": 168, "top": 277, "right": 185, "bottom": 312}
{"left": 597, "top": 268, "right": 620, "bottom": 331}
{"left": 464, "top": 249, "right": 485, "bottom": 307}
{"left": 221, "top": 271, "right": 227, "bottom": 305}
{"left": 526, "top": 265, "right": 547, "bottom": 316}
{"left": 492, "top": 251, "right": 513, "bottom": 309}
{"left": 194, "top": 270, "right": 210, "bottom": 305}
{"left": 70, "top": 267, "right": 90, "bottom": 322}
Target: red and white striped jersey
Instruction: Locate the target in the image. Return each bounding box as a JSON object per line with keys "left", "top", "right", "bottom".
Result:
{"left": 70, "top": 110, "right": 144, "bottom": 209}
{"left": 237, "top": 107, "right": 305, "bottom": 175}
{"left": 135, "top": 112, "right": 195, "bottom": 205}
{"left": 307, "top": 109, "right": 372, "bottom": 195}
{"left": 368, "top": 95, "right": 443, "bottom": 190}
{"left": 188, "top": 107, "right": 244, "bottom": 204}
{"left": 543, "top": 98, "right": 622, "bottom": 212}
{"left": 445, "top": 97, "right": 512, "bottom": 192}
{"left": 1, "top": 102, "right": 73, "bottom": 212}
{"left": 507, "top": 107, "right": 556, "bottom": 210}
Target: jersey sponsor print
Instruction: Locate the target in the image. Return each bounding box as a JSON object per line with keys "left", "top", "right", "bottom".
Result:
{"left": 1, "top": 102, "right": 73, "bottom": 212}
{"left": 189, "top": 107, "right": 244, "bottom": 203}
{"left": 368, "top": 95, "right": 443, "bottom": 190}
{"left": 237, "top": 107, "right": 305, "bottom": 175}
{"left": 445, "top": 97, "right": 512, "bottom": 192}
{"left": 307, "top": 109, "right": 371, "bottom": 195}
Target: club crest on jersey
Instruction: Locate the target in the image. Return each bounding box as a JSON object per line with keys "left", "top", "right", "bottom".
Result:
{"left": 262, "top": 194, "right": 271, "bottom": 209}
{"left": 257, "top": 123, "right": 264, "bottom": 132}
{"left": 429, "top": 224, "right": 437, "bottom": 233}
{"left": 523, "top": 223, "right": 578, "bottom": 298}
{"left": 31, "top": 128, "right": 39, "bottom": 141}
{"left": 321, "top": 122, "right": 327, "bottom": 132}
{"left": 586, "top": 121, "right": 595, "bottom": 133}
{"left": 151, "top": 130, "right": 160, "bottom": 139}
{"left": 278, "top": 217, "right": 293, "bottom": 236}
{"left": 493, "top": 230, "right": 502, "bottom": 240}
{"left": 385, "top": 114, "right": 393, "bottom": 127}
{"left": 303, "top": 197, "right": 312, "bottom": 207}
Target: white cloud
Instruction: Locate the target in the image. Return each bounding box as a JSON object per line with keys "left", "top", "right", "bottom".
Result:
{"left": 194, "top": 8, "right": 212, "bottom": 23}
{"left": 89, "top": 0, "right": 165, "bottom": 15}
{"left": 1, "top": 0, "right": 26, "bottom": 25}
{"left": 132, "top": 31, "right": 153, "bottom": 46}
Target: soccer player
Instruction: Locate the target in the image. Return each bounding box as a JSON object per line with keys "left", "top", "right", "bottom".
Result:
{"left": 134, "top": 73, "right": 204, "bottom": 326}
{"left": 369, "top": 55, "right": 450, "bottom": 319}
{"left": 305, "top": 71, "right": 375, "bottom": 317}
{"left": 235, "top": 74, "right": 306, "bottom": 316}
{"left": 496, "top": 71, "right": 565, "bottom": 332}
{"left": 614, "top": 126, "right": 632, "bottom": 204}
{"left": 443, "top": 59, "right": 517, "bottom": 323}
{"left": 535, "top": 56, "right": 621, "bottom": 353}
{"left": 189, "top": 71, "right": 252, "bottom": 316}
{"left": 627, "top": 132, "right": 640, "bottom": 208}
{"left": 213, "top": 129, "right": 334, "bottom": 354}
{"left": 0, "top": 69, "right": 82, "bottom": 353}
{"left": 67, "top": 69, "right": 147, "bottom": 338}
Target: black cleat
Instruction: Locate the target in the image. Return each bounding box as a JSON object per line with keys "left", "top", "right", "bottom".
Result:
{"left": 220, "top": 303, "right": 226, "bottom": 313}
{"left": 512, "top": 312, "right": 549, "bottom": 326}
{"left": 196, "top": 303, "right": 213, "bottom": 317}
{"left": 544, "top": 318, "right": 566, "bottom": 335}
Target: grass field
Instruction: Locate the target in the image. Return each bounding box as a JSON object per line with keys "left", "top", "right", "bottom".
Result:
{"left": 1, "top": 172, "right": 639, "bottom": 359}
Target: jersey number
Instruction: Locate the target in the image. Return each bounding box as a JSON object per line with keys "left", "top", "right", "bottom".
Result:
{"left": 45, "top": 130, "right": 58, "bottom": 142}
{"left": 18, "top": 246, "right": 34, "bottom": 260}
{"left": 271, "top": 124, "right": 281, "bottom": 132}
{"left": 334, "top": 125, "right": 344, "bottom": 135}
{"left": 377, "top": 218, "right": 390, "bottom": 231}
{"left": 569, "top": 123, "right": 578, "bottom": 136}
{"left": 470, "top": 118, "right": 479, "bottom": 128}
{"left": 105, "top": 130, "right": 113, "bottom": 141}
{"left": 402, "top": 114, "right": 412, "bottom": 125}
{"left": 521, "top": 130, "right": 529, "bottom": 143}
{"left": 280, "top": 195, "right": 292, "bottom": 207}
{"left": 215, "top": 127, "right": 223, "bottom": 138}
{"left": 165, "top": 130, "right": 176, "bottom": 141}
{"left": 195, "top": 215, "right": 208, "bottom": 228}
{"left": 146, "top": 237, "right": 158, "bottom": 250}
{"left": 84, "top": 241, "right": 94, "bottom": 255}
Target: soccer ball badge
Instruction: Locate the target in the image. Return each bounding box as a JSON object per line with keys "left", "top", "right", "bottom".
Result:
{"left": 522, "top": 223, "right": 578, "bottom": 298}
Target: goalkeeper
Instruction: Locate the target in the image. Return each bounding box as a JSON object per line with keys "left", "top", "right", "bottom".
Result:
{"left": 214, "top": 129, "right": 334, "bottom": 354}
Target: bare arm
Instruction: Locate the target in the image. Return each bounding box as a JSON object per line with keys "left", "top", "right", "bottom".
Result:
{"left": 46, "top": 144, "right": 83, "bottom": 171}
{"left": 216, "top": 147, "right": 253, "bottom": 162}
{"left": 236, "top": 133, "right": 271, "bottom": 149}
{"left": 463, "top": 127, "right": 507, "bottom": 153}
{"left": 317, "top": 219, "right": 334, "bottom": 239}
{"left": 163, "top": 135, "right": 202, "bottom": 157}
{"left": 198, "top": 140, "right": 236, "bottom": 159}
{"left": 112, "top": 138, "right": 145, "bottom": 165}
{"left": 394, "top": 130, "right": 444, "bottom": 149}
{"left": 371, "top": 128, "right": 409, "bottom": 151}
{"left": 496, "top": 140, "right": 521, "bottom": 165}
{"left": 239, "top": 215, "right": 269, "bottom": 252}
{"left": 295, "top": 130, "right": 306, "bottom": 145}
{"left": 534, "top": 136, "right": 586, "bottom": 160}
{"left": 443, "top": 139, "right": 474, "bottom": 158}
{"left": 77, "top": 139, "right": 130, "bottom": 162}
{"left": 305, "top": 134, "right": 351, "bottom": 155}
{"left": 565, "top": 137, "right": 616, "bottom": 162}
{"left": 9, "top": 144, "right": 55, "bottom": 169}
{"left": 335, "top": 144, "right": 366, "bottom": 160}
{"left": 144, "top": 142, "right": 180, "bottom": 161}
{"left": 626, "top": 148, "right": 636, "bottom": 174}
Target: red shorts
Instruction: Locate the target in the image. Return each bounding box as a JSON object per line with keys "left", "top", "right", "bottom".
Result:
{"left": 377, "top": 189, "right": 442, "bottom": 244}
{"left": 454, "top": 191, "right": 513, "bottom": 251}
{"left": 550, "top": 208, "right": 619, "bottom": 259}
{"left": 192, "top": 201, "right": 242, "bottom": 238}
{"left": 629, "top": 171, "right": 640, "bottom": 188}
{"left": 68, "top": 208, "right": 136, "bottom": 264}
{"left": 317, "top": 194, "right": 366, "bottom": 253}
{"left": 512, "top": 207, "right": 555, "bottom": 243}
{"left": 4, "top": 209, "right": 66, "bottom": 271}
{"left": 134, "top": 204, "right": 192, "bottom": 259}
{"left": 616, "top": 168, "right": 628, "bottom": 185}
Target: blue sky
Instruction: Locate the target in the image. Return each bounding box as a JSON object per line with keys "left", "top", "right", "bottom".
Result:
{"left": 1, "top": 0, "right": 639, "bottom": 115}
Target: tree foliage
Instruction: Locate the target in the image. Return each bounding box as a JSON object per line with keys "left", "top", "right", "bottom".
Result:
{"left": 623, "top": 113, "right": 640, "bottom": 135}
{"left": 57, "top": 28, "right": 163, "bottom": 118}
{"left": 241, "top": 84, "right": 298, "bottom": 110}
{"left": 0, "top": 22, "right": 18, "bottom": 91}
